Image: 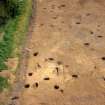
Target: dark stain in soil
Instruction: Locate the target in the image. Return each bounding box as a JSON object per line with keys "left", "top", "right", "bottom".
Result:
{"left": 54, "top": 85, "right": 60, "bottom": 90}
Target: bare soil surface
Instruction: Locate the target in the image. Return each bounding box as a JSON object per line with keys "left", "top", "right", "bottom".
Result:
{"left": 6, "top": 0, "right": 105, "bottom": 105}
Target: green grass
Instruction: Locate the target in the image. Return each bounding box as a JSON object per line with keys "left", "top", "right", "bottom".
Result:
{"left": 0, "top": 19, "right": 16, "bottom": 71}
{"left": 0, "top": 0, "right": 32, "bottom": 71}
{"left": 0, "top": 76, "right": 9, "bottom": 92}
{"left": 0, "top": 0, "right": 32, "bottom": 91}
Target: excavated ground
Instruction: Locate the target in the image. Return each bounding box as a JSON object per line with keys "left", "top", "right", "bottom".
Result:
{"left": 7, "top": 0, "right": 105, "bottom": 105}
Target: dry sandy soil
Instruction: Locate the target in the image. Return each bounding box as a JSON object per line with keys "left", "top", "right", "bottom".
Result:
{"left": 6, "top": 0, "right": 105, "bottom": 105}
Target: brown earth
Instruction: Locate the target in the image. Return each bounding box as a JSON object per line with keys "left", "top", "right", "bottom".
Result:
{"left": 6, "top": 0, "right": 105, "bottom": 105}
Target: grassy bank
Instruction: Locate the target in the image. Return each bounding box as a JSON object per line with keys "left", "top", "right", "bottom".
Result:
{"left": 0, "top": 0, "right": 32, "bottom": 91}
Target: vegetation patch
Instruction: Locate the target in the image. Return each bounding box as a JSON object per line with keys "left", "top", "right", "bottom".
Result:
{"left": 0, "top": 0, "right": 32, "bottom": 91}
{"left": 0, "top": 76, "right": 9, "bottom": 92}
